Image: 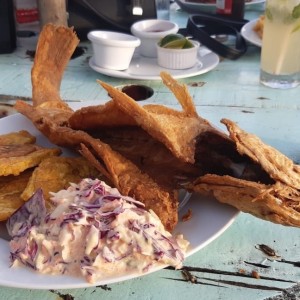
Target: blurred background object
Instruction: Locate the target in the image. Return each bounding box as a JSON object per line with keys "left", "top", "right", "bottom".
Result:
{"left": 0, "top": 0, "right": 16, "bottom": 53}
{"left": 14, "top": 0, "right": 39, "bottom": 51}
{"left": 37, "top": 0, "right": 67, "bottom": 27}
{"left": 67, "top": 0, "right": 165, "bottom": 40}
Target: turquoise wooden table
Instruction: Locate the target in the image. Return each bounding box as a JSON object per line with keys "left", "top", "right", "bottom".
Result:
{"left": 0, "top": 3, "right": 300, "bottom": 300}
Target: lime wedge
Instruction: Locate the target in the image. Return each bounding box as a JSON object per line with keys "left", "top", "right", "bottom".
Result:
{"left": 182, "top": 39, "right": 194, "bottom": 49}
{"left": 159, "top": 34, "right": 194, "bottom": 49}
{"left": 292, "top": 4, "right": 300, "bottom": 19}
{"left": 162, "top": 39, "right": 187, "bottom": 49}
{"left": 159, "top": 34, "right": 185, "bottom": 47}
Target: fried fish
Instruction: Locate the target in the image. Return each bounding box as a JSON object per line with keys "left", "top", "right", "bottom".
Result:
{"left": 189, "top": 119, "right": 300, "bottom": 227}
{"left": 69, "top": 100, "right": 136, "bottom": 130}
{"left": 98, "top": 79, "right": 211, "bottom": 164}
{"left": 80, "top": 141, "right": 179, "bottom": 231}
{"left": 14, "top": 23, "right": 300, "bottom": 230}
{"left": 14, "top": 24, "right": 183, "bottom": 231}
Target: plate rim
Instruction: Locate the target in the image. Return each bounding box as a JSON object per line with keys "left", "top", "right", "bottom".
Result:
{"left": 241, "top": 18, "right": 262, "bottom": 47}
{"left": 0, "top": 108, "right": 238, "bottom": 290}
{"left": 88, "top": 48, "right": 219, "bottom": 80}
{"left": 175, "top": 0, "right": 265, "bottom": 8}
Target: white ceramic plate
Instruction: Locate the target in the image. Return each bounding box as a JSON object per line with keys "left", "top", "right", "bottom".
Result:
{"left": 241, "top": 18, "right": 262, "bottom": 47}
{"left": 175, "top": 0, "right": 265, "bottom": 13}
{"left": 89, "top": 47, "right": 219, "bottom": 80}
{"left": 0, "top": 111, "right": 238, "bottom": 290}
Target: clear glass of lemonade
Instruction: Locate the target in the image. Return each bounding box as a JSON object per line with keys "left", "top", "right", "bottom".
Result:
{"left": 260, "top": 0, "right": 300, "bottom": 89}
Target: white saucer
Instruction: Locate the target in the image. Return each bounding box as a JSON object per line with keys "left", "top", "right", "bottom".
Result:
{"left": 241, "top": 18, "right": 262, "bottom": 47}
{"left": 89, "top": 47, "right": 219, "bottom": 80}
{"left": 175, "top": 0, "right": 265, "bottom": 13}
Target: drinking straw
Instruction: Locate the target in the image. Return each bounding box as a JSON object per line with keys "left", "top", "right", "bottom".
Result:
{"left": 274, "top": 32, "right": 290, "bottom": 75}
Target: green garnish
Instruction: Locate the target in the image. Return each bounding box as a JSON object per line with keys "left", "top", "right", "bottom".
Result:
{"left": 292, "top": 4, "right": 300, "bottom": 19}
{"left": 159, "top": 34, "right": 194, "bottom": 49}
{"left": 265, "top": 7, "right": 273, "bottom": 21}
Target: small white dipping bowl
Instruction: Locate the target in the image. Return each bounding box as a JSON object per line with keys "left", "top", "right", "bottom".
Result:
{"left": 88, "top": 30, "right": 141, "bottom": 70}
{"left": 131, "top": 19, "right": 179, "bottom": 58}
{"left": 156, "top": 40, "right": 200, "bottom": 70}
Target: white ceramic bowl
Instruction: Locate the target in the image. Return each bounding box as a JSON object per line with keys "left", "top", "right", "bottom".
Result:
{"left": 88, "top": 30, "right": 141, "bottom": 70}
{"left": 156, "top": 40, "right": 200, "bottom": 69}
{"left": 131, "top": 19, "right": 179, "bottom": 58}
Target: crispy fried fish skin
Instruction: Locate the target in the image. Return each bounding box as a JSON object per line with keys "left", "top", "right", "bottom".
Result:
{"left": 189, "top": 119, "right": 300, "bottom": 227}
{"left": 190, "top": 174, "right": 300, "bottom": 227}
{"left": 0, "top": 144, "right": 61, "bottom": 176}
{"left": 0, "top": 130, "right": 36, "bottom": 145}
{"left": 160, "top": 71, "right": 200, "bottom": 118}
{"left": 14, "top": 25, "right": 179, "bottom": 231}
{"left": 0, "top": 170, "right": 32, "bottom": 221}
{"left": 14, "top": 101, "right": 76, "bottom": 147}
{"left": 98, "top": 80, "right": 210, "bottom": 164}
{"left": 32, "top": 24, "right": 79, "bottom": 107}
{"left": 21, "top": 156, "right": 102, "bottom": 202}
{"left": 17, "top": 23, "right": 300, "bottom": 230}
{"left": 80, "top": 142, "right": 179, "bottom": 232}
{"left": 222, "top": 118, "right": 300, "bottom": 189}
{"left": 91, "top": 127, "right": 203, "bottom": 189}
{"left": 13, "top": 101, "right": 180, "bottom": 231}
{"left": 69, "top": 100, "right": 198, "bottom": 131}
{"left": 69, "top": 100, "right": 136, "bottom": 130}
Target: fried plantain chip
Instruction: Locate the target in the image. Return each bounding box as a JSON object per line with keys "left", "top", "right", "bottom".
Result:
{"left": 0, "top": 130, "right": 36, "bottom": 145}
{"left": 0, "top": 169, "right": 32, "bottom": 195}
{"left": 21, "top": 156, "right": 103, "bottom": 202}
{"left": 0, "top": 144, "right": 61, "bottom": 176}
{"left": 0, "top": 170, "right": 32, "bottom": 221}
{"left": 0, "top": 193, "right": 25, "bottom": 222}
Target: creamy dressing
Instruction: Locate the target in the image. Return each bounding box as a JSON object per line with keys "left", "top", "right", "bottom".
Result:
{"left": 8, "top": 179, "right": 189, "bottom": 283}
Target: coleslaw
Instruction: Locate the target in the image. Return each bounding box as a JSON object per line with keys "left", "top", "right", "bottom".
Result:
{"left": 7, "top": 178, "right": 189, "bottom": 283}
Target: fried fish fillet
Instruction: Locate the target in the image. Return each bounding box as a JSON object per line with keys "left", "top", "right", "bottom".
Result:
{"left": 14, "top": 23, "right": 300, "bottom": 230}
{"left": 14, "top": 98, "right": 180, "bottom": 231}
{"left": 222, "top": 118, "right": 300, "bottom": 189}
{"left": 98, "top": 79, "right": 211, "bottom": 164}
{"left": 0, "top": 130, "right": 36, "bottom": 145}
{"left": 21, "top": 156, "right": 103, "bottom": 202}
{"left": 32, "top": 24, "right": 79, "bottom": 107}
{"left": 80, "top": 141, "right": 179, "bottom": 231}
{"left": 0, "top": 143, "right": 61, "bottom": 176}
{"left": 0, "top": 170, "right": 32, "bottom": 221}
{"left": 12, "top": 24, "right": 184, "bottom": 231}
{"left": 189, "top": 120, "right": 300, "bottom": 227}
{"left": 191, "top": 175, "right": 300, "bottom": 227}
{"left": 89, "top": 126, "right": 203, "bottom": 189}
{"left": 69, "top": 100, "right": 136, "bottom": 130}
{"left": 13, "top": 24, "right": 79, "bottom": 143}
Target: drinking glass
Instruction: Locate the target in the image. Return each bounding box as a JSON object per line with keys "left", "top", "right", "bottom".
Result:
{"left": 155, "top": 0, "right": 170, "bottom": 20}
{"left": 260, "top": 0, "right": 300, "bottom": 89}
